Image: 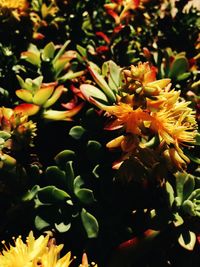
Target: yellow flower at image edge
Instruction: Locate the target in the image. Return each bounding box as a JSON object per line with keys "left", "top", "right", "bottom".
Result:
{"left": 0, "top": 0, "right": 27, "bottom": 10}
{"left": 0, "top": 231, "right": 73, "bottom": 267}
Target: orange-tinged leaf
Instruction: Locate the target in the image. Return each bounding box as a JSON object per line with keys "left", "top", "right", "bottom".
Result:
{"left": 43, "top": 103, "right": 84, "bottom": 121}
{"left": 14, "top": 103, "right": 40, "bottom": 116}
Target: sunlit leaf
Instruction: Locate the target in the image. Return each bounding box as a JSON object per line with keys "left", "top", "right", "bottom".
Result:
{"left": 55, "top": 222, "right": 71, "bottom": 233}
{"left": 178, "top": 231, "right": 196, "bottom": 251}
{"left": 35, "top": 215, "right": 50, "bottom": 230}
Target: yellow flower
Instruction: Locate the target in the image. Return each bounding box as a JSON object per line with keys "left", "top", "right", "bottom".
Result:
{"left": 104, "top": 103, "right": 151, "bottom": 135}
{"left": 123, "top": 62, "right": 171, "bottom": 95}
{"left": 0, "top": 0, "right": 27, "bottom": 10}
{"left": 103, "top": 88, "right": 197, "bottom": 170}
{"left": 0, "top": 0, "right": 28, "bottom": 20}
{"left": 0, "top": 231, "right": 73, "bottom": 267}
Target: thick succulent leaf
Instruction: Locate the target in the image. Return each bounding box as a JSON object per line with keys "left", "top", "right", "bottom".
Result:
{"left": 43, "top": 103, "right": 84, "bottom": 121}
{"left": 69, "top": 126, "right": 86, "bottom": 140}
{"left": 65, "top": 161, "right": 75, "bottom": 193}
{"left": 55, "top": 222, "right": 71, "bottom": 233}
{"left": 42, "top": 42, "right": 55, "bottom": 61}
{"left": 81, "top": 208, "right": 99, "bottom": 238}
{"left": 169, "top": 56, "right": 189, "bottom": 78}
{"left": 54, "top": 150, "right": 75, "bottom": 168}
{"left": 31, "top": 76, "right": 44, "bottom": 91}
{"left": 102, "top": 60, "right": 121, "bottom": 92}
{"left": 16, "top": 89, "right": 33, "bottom": 102}
{"left": 33, "top": 86, "right": 55, "bottom": 105}
{"left": 21, "top": 51, "right": 41, "bottom": 66}
{"left": 88, "top": 66, "right": 116, "bottom": 103}
{"left": 178, "top": 231, "right": 196, "bottom": 251}
{"left": 75, "top": 188, "right": 96, "bottom": 205}
{"left": 16, "top": 75, "right": 29, "bottom": 90}
{"left": 74, "top": 175, "right": 84, "bottom": 193}
{"left": 188, "top": 189, "right": 200, "bottom": 201}
{"left": 173, "top": 212, "right": 184, "bottom": 227}
{"left": 45, "top": 166, "right": 67, "bottom": 189}
{"left": 52, "top": 40, "right": 71, "bottom": 64}
{"left": 22, "top": 185, "right": 40, "bottom": 201}
{"left": 54, "top": 49, "right": 76, "bottom": 77}
{"left": 80, "top": 84, "right": 108, "bottom": 104}
{"left": 76, "top": 44, "right": 87, "bottom": 57}
{"left": 182, "top": 199, "right": 196, "bottom": 216}
{"left": 53, "top": 57, "right": 70, "bottom": 77}
{"left": 183, "top": 174, "right": 195, "bottom": 201}
{"left": 43, "top": 85, "right": 66, "bottom": 108}
{"left": 165, "top": 181, "right": 175, "bottom": 207}
{"left": 35, "top": 215, "right": 50, "bottom": 230}
{"left": 14, "top": 103, "right": 40, "bottom": 116}
{"left": 175, "top": 172, "right": 193, "bottom": 205}
{"left": 37, "top": 185, "right": 71, "bottom": 203}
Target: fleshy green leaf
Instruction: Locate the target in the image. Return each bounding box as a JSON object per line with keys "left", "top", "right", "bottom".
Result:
{"left": 81, "top": 208, "right": 99, "bottom": 238}
{"left": 69, "top": 126, "right": 86, "bottom": 140}
{"left": 169, "top": 56, "right": 189, "bottom": 79}
{"left": 173, "top": 212, "right": 184, "bottom": 227}
{"left": 76, "top": 44, "right": 87, "bottom": 57}
{"left": 183, "top": 174, "right": 195, "bottom": 201}
{"left": 73, "top": 175, "right": 84, "bottom": 193}
{"left": 22, "top": 185, "right": 40, "bottom": 201}
{"left": 165, "top": 181, "right": 175, "bottom": 207}
{"left": 175, "top": 172, "right": 188, "bottom": 205}
{"left": 102, "top": 60, "right": 121, "bottom": 93}
{"left": 16, "top": 89, "right": 33, "bottom": 102}
{"left": 178, "top": 231, "right": 196, "bottom": 251}
{"left": 65, "top": 161, "right": 75, "bottom": 192}
{"left": 42, "top": 42, "right": 55, "bottom": 61}
{"left": 54, "top": 150, "right": 75, "bottom": 168}
{"left": 75, "top": 188, "right": 96, "bottom": 205}
{"left": 38, "top": 186, "right": 71, "bottom": 203}
{"left": 80, "top": 84, "right": 108, "bottom": 104}
{"left": 88, "top": 66, "right": 116, "bottom": 103}
{"left": 55, "top": 222, "right": 71, "bottom": 233}
{"left": 182, "top": 199, "right": 196, "bottom": 216}
{"left": 35, "top": 215, "right": 50, "bottom": 230}
{"left": 33, "top": 86, "right": 55, "bottom": 105}
{"left": 45, "top": 166, "right": 67, "bottom": 189}
{"left": 21, "top": 51, "right": 41, "bottom": 67}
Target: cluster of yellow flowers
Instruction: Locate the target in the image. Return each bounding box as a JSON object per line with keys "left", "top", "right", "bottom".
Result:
{"left": 102, "top": 62, "right": 197, "bottom": 171}
{"left": 0, "top": 0, "right": 28, "bottom": 20}
{"left": 0, "top": 231, "right": 97, "bottom": 267}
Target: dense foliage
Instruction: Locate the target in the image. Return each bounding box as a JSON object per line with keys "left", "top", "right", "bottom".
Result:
{"left": 0, "top": 0, "right": 199, "bottom": 266}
